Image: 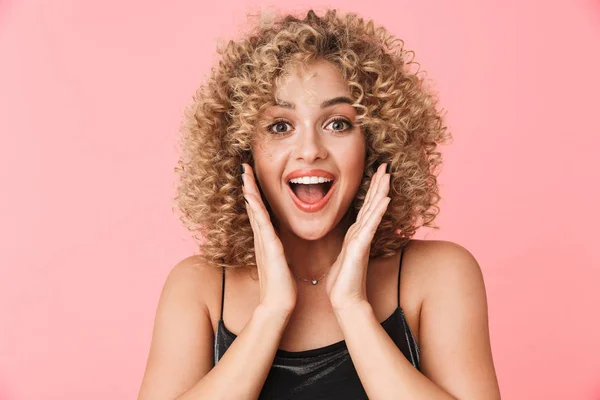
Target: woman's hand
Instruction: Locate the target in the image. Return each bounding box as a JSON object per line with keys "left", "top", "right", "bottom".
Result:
{"left": 241, "top": 163, "right": 297, "bottom": 317}
{"left": 325, "top": 163, "right": 392, "bottom": 311}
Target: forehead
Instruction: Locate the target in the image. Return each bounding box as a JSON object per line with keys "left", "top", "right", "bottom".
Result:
{"left": 274, "top": 61, "right": 351, "bottom": 106}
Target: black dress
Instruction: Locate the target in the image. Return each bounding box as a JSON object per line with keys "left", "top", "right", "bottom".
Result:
{"left": 213, "top": 244, "right": 420, "bottom": 399}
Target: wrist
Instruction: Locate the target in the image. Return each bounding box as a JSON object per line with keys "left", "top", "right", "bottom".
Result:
{"left": 255, "top": 302, "right": 294, "bottom": 325}
{"left": 332, "top": 299, "right": 373, "bottom": 321}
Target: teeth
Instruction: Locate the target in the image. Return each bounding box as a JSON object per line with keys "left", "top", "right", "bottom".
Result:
{"left": 289, "top": 176, "right": 333, "bottom": 184}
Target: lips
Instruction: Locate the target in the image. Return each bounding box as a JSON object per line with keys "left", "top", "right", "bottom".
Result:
{"left": 284, "top": 168, "right": 336, "bottom": 182}
{"left": 283, "top": 168, "right": 337, "bottom": 213}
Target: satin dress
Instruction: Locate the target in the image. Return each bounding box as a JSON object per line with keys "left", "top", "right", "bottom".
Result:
{"left": 214, "top": 245, "right": 420, "bottom": 399}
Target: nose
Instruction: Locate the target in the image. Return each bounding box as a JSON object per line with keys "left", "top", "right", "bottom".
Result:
{"left": 295, "top": 125, "right": 328, "bottom": 163}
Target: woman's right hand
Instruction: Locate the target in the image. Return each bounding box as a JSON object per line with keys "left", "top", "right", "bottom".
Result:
{"left": 241, "top": 163, "right": 297, "bottom": 317}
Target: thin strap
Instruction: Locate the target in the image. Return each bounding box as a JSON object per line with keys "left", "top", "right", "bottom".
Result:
{"left": 220, "top": 267, "right": 226, "bottom": 321}
{"left": 397, "top": 242, "right": 407, "bottom": 308}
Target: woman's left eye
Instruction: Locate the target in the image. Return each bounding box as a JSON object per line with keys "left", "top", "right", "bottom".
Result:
{"left": 325, "top": 118, "right": 353, "bottom": 132}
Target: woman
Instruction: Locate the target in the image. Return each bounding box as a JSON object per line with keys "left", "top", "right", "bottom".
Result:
{"left": 138, "top": 9, "right": 501, "bottom": 400}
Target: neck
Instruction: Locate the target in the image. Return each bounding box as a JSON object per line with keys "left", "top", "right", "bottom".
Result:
{"left": 275, "top": 210, "right": 354, "bottom": 279}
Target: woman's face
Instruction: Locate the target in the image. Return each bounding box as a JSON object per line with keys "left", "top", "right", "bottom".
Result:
{"left": 252, "top": 60, "right": 366, "bottom": 240}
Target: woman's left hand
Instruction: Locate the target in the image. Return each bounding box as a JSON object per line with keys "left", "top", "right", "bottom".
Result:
{"left": 325, "top": 162, "right": 392, "bottom": 311}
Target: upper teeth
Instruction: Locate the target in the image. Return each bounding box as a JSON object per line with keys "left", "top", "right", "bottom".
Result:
{"left": 289, "top": 176, "right": 333, "bottom": 184}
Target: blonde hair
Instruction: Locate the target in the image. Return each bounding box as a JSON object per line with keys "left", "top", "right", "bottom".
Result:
{"left": 174, "top": 8, "right": 452, "bottom": 269}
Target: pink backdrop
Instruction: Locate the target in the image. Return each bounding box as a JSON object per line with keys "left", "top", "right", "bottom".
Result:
{"left": 1, "top": 0, "right": 599, "bottom": 399}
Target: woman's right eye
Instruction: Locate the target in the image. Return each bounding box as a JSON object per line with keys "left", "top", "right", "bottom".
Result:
{"left": 267, "top": 120, "right": 292, "bottom": 135}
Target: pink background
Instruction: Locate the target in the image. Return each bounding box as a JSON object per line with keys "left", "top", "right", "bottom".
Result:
{"left": 1, "top": 0, "right": 599, "bottom": 399}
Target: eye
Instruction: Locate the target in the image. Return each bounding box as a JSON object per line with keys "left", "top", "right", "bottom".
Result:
{"left": 266, "top": 119, "right": 292, "bottom": 135}
{"left": 325, "top": 117, "right": 353, "bottom": 133}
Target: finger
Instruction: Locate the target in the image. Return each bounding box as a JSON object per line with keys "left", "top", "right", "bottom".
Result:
{"left": 365, "top": 163, "right": 386, "bottom": 206}
{"left": 370, "top": 167, "right": 391, "bottom": 205}
{"left": 371, "top": 170, "right": 391, "bottom": 209}
{"left": 357, "top": 163, "right": 386, "bottom": 222}
{"left": 243, "top": 164, "right": 276, "bottom": 224}
{"left": 243, "top": 195, "right": 261, "bottom": 245}
{"left": 242, "top": 165, "right": 278, "bottom": 243}
{"left": 241, "top": 164, "right": 265, "bottom": 208}
{"left": 372, "top": 164, "right": 391, "bottom": 201}
{"left": 359, "top": 196, "right": 391, "bottom": 238}
{"left": 359, "top": 168, "right": 389, "bottom": 227}
{"left": 360, "top": 170, "right": 390, "bottom": 228}
{"left": 242, "top": 164, "right": 268, "bottom": 219}
{"left": 244, "top": 192, "right": 275, "bottom": 240}
{"left": 241, "top": 171, "right": 262, "bottom": 241}
{"left": 360, "top": 174, "right": 391, "bottom": 230}
{"left": 244, "top": 195, "right": 269, "bottom": 270}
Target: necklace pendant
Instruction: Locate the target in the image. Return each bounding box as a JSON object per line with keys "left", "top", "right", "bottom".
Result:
{"left": 311, "top": 279, "right": 318, "bottom": 285}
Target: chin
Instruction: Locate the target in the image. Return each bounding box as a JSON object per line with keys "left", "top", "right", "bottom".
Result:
{"left": 283, "top": 208, "right": 351, "bottom": 241}
{"left": 288, "top": 222, "right": 332, "bottom": 241}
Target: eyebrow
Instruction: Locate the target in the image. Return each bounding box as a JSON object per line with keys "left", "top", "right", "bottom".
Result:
{"left": 274, "top": 96, "right": 354, "bottom": 109}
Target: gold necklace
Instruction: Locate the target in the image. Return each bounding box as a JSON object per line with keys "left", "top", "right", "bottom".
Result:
{"left": 290, "top": 268, "right": 330, "bottom": 285}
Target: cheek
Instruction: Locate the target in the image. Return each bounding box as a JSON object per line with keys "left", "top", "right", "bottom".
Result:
{"left": 251, "top": 141, "right": 272, "bottom": 173}
{"left": 251, "top": 144, "right": 286, "bottom": 191}
{"left": 342, "top": 136, "right": 366, "bottom": 170}
{"left": 342, "top": 138, "right": 366, "bottom": 190}
{"left": 252, "top": 136, "right": 286, "bottom": 162}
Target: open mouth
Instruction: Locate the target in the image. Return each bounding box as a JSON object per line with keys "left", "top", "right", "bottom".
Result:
{"left": 286, "top": 177, "right": 337, "bottom": 213}
{"left": 288, "top": 181, "right": 334, "bottom": 204}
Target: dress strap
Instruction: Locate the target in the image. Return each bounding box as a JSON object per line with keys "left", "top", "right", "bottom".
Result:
{"left": 397, "top": 241, "right": 408, "bottom": 308}
{"left": 220, "top": 267, "right": 226, "bottom": 321}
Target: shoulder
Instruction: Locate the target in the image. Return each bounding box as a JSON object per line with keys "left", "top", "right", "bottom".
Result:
{"left": 409, "top": 239, "right": 491, "bottom": 350}
{"left": 404, "top": 238, "right": 477, "bottom": 264}
{"left": 162, "top": 255, "right": 225, "bottom": 318}
{"left": 165, "top": 256, "right": 222, "bottom": 299}
{"left": 403, "top": 239, "right": 484, "bottom": 295}
{"left": 164, "top": 256, "right": 254, "bottom": 332}
{"left": 406, "top": 241, "right": 500, "bottom": 397}
{"left": 138, "top": 256, "right": 224, "bottom": 398}
{"left": 151, "top": 256, "right": 218, "bottom": 334}
{"left": 399, "top": 239, "right": 486, "bottom": 331}
{"left": 417, "top": 240, "right": 489, "bottom": 327}
{"left": 369, "top": 239, "right": 483, "bottom": 339}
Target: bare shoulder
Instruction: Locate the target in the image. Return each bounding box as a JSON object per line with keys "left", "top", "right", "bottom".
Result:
{"left": 408, "top": 240, "right": 500, "bottom": 398}
{"left": 169, "top": 254, "right": 222, "bottom": 278}
{"left": 165, "top": 255, "right": 224, "bottom": 307}
{"left": 407, "top": 239, "right": 485, "bottom": 298}
{"left": 401, "top": 239, "right": 483, "bottom": 287}
{"left": 403, "top": 238, "right": 478, "bottom": 263}
{"left": 137, "top": 255, "right": 223, "bottom": 400}
{"left": 156, "top": 255, "right": 226, "bottom": 327}
{"left": 368, "top": 239, "right": 482, "bottom": 344}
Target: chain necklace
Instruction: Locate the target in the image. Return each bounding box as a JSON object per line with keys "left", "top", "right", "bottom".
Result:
{"left": 290, "top": 267, "right": 331, "bottom": 285}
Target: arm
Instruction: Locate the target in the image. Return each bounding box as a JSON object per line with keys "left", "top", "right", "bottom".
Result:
{"left": 334, "top": 241, "right": 501, "bottom": 399}
{"left": 137, "top": 258, "right": 291, "bottom": 400}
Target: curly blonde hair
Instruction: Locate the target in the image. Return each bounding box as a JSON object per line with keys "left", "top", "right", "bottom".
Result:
{"left": 174, "top": 8, "right": 452, "bottom": 270}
